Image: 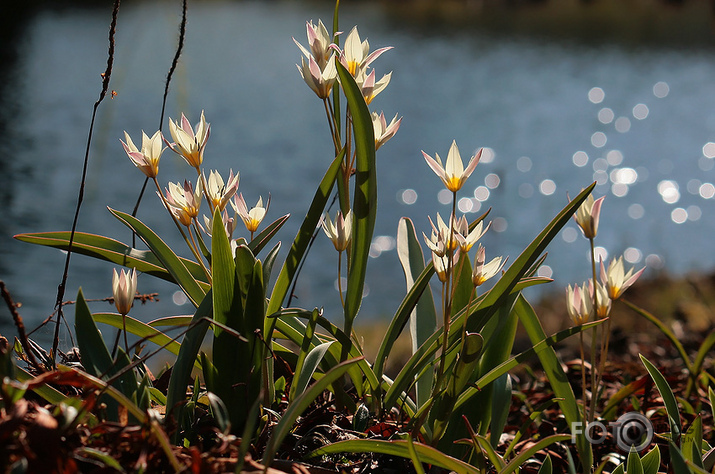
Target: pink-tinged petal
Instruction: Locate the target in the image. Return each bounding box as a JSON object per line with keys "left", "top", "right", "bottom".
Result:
{"left": 422, "top": 151, "right": 446, "bottom": 182}
{"left": 180, "top": 114, "right": 193, "bottom": 137}
{"left": 362, "top": 46, "right": 393, "bottom": 69}
{"left": 591, "top": 196, "right": 605, "bottom": 232}
{"left": 463, "top": 147, "right": 483, "bottom": 180}
{"left": 623, "top": 266, "right": 645, "bottom": 289}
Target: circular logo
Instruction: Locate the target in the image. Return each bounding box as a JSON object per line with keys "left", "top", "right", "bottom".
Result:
{"left": 614, "top": 412, "right": 654, "bottom": 452}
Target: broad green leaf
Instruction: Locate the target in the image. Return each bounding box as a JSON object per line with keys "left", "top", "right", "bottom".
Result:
{"left": 682, "top": 416, "right": 703, "bottom": 467}
{"left": 291, "top": 341, "right": 335, "bottom": 400}
{"left": 306, "top": 439, "right": 481, "bottom": 474}
{"left": 109, "top": 208, "right": 206, "bottom": 306}
{"left": 336, "top": 60, "right": 376, "bottom": 329}
{"left": 626, "top": 446, "right": 644, "bottom": 474}
{"left": 396, "top": 217, "right": 436, "bottom": 409}
{"left": 538, "top": 454, "right": 553, "bottom": 474}
{"left": 13, "top": 231, "right": 209, "bottom": 288}
{"left": 641, "top": 446, "right": 660, "bottom": 474}
{"left": 74, "top": 288, "right": 137, "bottom": 420}
{"left": 640, "top": 354, "right": 681, "bottom": 439}
{"left": 92, "top": 313, "right": 201, "bottom": 370}
{"left": 668, "top": 440, "right": 692, "bottom": 474}
{"left": 512, "top": 294, "right": 593, "bottom": 471}
{"left": 166, "top": 290, "right": 212, "bottom": 433}
{"left": 15, "top": 367, "right": 68, "bottom": 405}
{"left": 624, "top": 300, "right": 692, "bottom": 373}
{"left": 247, "top": 214, "right": 289, "bottom": 256}
{"left": 465, "top": 184, "right": 595, "bottom": 335}
{"left": 266, "top": 148, "right": 344, "bottom": 318}
{"left": 489, "top": 373, "right": 512, "bottom": 448}
{"left": 262, "top": 358, "right": 362, "bottom": 467}
{"left": 290, "top": 309, "right": 321, "bottom": 402}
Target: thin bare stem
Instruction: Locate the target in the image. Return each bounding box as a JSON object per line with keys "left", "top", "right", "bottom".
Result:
{"left": 337, "top": 250, "right": 345, "bottom": 309}
{"left": 587, "top": 237, "right": 599, "bottom": 423}
{"left": 51, "top": 0, "right": 120, "bottom": 368}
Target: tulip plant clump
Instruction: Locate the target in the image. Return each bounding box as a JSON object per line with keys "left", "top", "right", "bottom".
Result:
{"left": 6, "top": 5, "right": 714, "bottom": 473}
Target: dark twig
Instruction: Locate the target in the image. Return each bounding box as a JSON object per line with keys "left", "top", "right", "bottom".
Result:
{"left": 1, "top": 281, "right": 42, "bottom": 372}
{"left": 51, "top": 0, "right": 121, "bottom": 368}
{"left": 130, "top": 0, "right": 188, "bottom": 248}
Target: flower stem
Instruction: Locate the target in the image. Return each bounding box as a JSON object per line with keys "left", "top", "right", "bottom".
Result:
{"left": 587, "top": 237, "right": 599, "bottom": 423}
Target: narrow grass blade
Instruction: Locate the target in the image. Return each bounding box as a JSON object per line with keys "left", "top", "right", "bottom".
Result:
{"left": 640, "top": 354, "right": 681, "bottom": 439}
{"left": 336, "top": 60, "right": 376, "bottom": 328}
{"left": 13, "top": 231, "right": 209, "bottom": 287}
{"left": 109, "top": 208, "right": 206, "bottom": 306}
{"left": 626, "top": 446, "right": 644, "bottom": 474}
{"left": 291, "top": 341, "right": 335, "bottom": 400}
{"left": 512, "top": 294, "right": 593, "bottom": 471}
{"left": 15, "top": 367, "right": 68, "bottom": 405}
{"left": 266, "top": 148, "right": 344, "bottom": 317}
{"left": 396, "top": 217, "right": 436, "bottom": 409}
{"left": 501, "top": 435, "right": 572, "bottom": 474}
{"left": 92, "top": 313, "right": 200, "bottom": 370}
{"left": 538, "top": 454, "right": 553, "bottom": 474}
{"left": 641, "top": 446, "right": 660, "bottom": 474}
{"left": 166, "top": 291, "right": 212, "bottom": 430}
{"left": 262, "top": 357, "right": 362, "bottom": 467}
{"left": 306, "top": 439, "right": 481, "bottom": 473}
{"left": 247, "top": 213, "right": 289, "bottom": 256}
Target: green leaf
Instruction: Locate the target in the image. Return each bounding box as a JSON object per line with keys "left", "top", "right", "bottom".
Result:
{"left": 668, "top": 440, "right": 692, "bottom": 474}
{"left": 92, "top": 313, "right": 201, "bottom": 370}
{"left": 109, "top": 208, "right": 206, "bottom": 306}
{"left": 489, "top": 373, "right": 512, "bottom": 448}
{"left": 512, "top": 294, "right": 593, "bottom": 471}
{"left": 262, "top": 357, "right": 362, "bottom": 467}
{"left": 501, "top": 435, "right": 572, "bottom": 474}
{"left": 247, "top": 214, "right": 289, "bottom": 256}
{"left": 291, "top": 341, "right": 335, "bottom": 400}
{"left": 266, "top": 148, "right": 344, "bottom": 318}
{"left": 538, "top": 454, "right": 553, "bottom": 474}
{"left": 14, "top": 367, "right": 68, "bottom": 406}
{"left": 306, "top": 439, "right": 481, "bottom": 474}
{"left": 640, "top": 354, "right": 681, "bottom": 439}
{"left": 396, "top": 217, "right": 436, "bottom": 409}
{"left": 336, "top": 60, "right": 376, "bottom": 328}
{"left": 290, "top": 309, "right": 321, "bottom": 402}
{"left": 166, "top": 290, "right": 212, "bottom": 434}
{"left": 641, "top": 446, "right": 660, "bottom": 474}
{"left": 13, "top": 231, "right": 209, "bottom": 288}
{"left": 626, "top": 446, "right": 644, "bottom": 474}
{"left": 76, "top": 447, "right": 125, "bottom": 472}
{"left": 683, "top": 416, "right": 703, "bottom": 467}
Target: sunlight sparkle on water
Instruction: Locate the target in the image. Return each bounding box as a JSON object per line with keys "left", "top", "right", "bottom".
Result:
{"left": 539, "top": 179, "right": 556, "bottom": 195}
{"left": 588, "top": 87, "right": 605, "bottom": 104}
{"left": 370, "top": 235, "right": 396, "bottom": 258}
{"left": 480, "top": 147, "right": 495, "bottom": 163}
{"left": 172, "top": 291, "right": 188, "bottom": 306}
{"left": 653, "top": 81, "right": 669, "bottom": 98}
{"left": 474, "top": 186, "right": 490, "bottom": 201}
{"left": 606, "top": 150, "right": 624, "bottom": 166}
{"left": 598, "top": 108, "right": 614, "bottom": 124}
{"left": 593, "top": 246, "right": 608, "bottom": 262}
{"left": 459, "top": 197, "right": 480, "bottom": 213}
{"left": 687, "top": 179, "right": 701, "bottom": 195}
{"left": 624, "top": 247, "right": 643, "bottom": 264}
{"left": 687, "top": 205, "right": 702, "bottom": 221}
{"left": 615, "top": 117, "right": 631, "bottom": 133}
{"left": 492, "top": 217, "right": 508, "bottom": 232}
{"left": 702, "top": 142, "right": 715, "bottom": 158}
{"left": 611, "top": 183, "right": 629, "bottom": 197}
{"left": 519, "top": 183, "right": 534, "bottom": 198}
{"left": 537, "top": 265, "right": 553, "bottom": 278}
{"left": 671, "top": 208, "right": 687, "bottom": 224}
{"left": 437, "top": 189, "right": 452, "bottom": 205}
{"left": 699, "top": 183, "right": 715, "bottom": 199}
{"left": 628, "top": 203, "right": 645, "bottom": 219}
{"left": 517, "top": 156, "right": 532, "bottom": 172}
{"left": 399, "top": 188, "right": 418, "bottom": 205}
{"left": 658, "top": 180, "right": 680, "bottom": 204}
{"left": 591, "top": 132, "right": 607, "bottom": 148}
{"left": 593, "top": 170, "right": 608, "bottom": 185}
{"left": 610, "top": 167, "right": 637, "bottom": 185}
{"left": 699, "top": 156, "right": 714, "bottom": 171}
{"left": 572, "top": 151, "right": 588, "bottom": 167}
{"left": 632, "top": 104, "right": 649, "bottom": 120}
{"left": 593, "top": 158, "right": 608, "bottom": 172}
{"left": 485, "top": 173, "right": 500, "bottom": 189}
{"left": 561, "top": 226, "right": 578, "bottom": 243}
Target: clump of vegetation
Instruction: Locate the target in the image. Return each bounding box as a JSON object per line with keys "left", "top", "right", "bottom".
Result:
{"left": 2, "top": 2, "right": 714, "bottom": 473}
